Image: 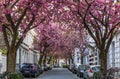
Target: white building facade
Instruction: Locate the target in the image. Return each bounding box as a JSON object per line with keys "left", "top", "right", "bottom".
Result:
{"left": 0, "top": 30, "right": 39, "bottom": 73}
{"left": 108, "top": 31, "right": 120, "bottom": 68}
{"left": 73, "top": 48, "right": 81, "bottom": 67}
{"left": 84, "top": 35, "right": 100, "bottom": 66}
{"left": 86, "top": 30, "right": 120, "bottom": 68}
{"left": 73, "top": 47, "right": 99, "bottom": 67}
{"left": 16, "top": 29, "right": 39, "bottom": 67}
{"left": 88, "top": 48, "right": 99, "bottom": 66}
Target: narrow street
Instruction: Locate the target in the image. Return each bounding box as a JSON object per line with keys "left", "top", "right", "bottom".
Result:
{"left": 25, "top": 68, "right": 80, "bottom": 79}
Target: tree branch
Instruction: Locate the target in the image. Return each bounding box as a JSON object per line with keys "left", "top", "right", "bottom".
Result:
{"left": 105, "top": 33, "right": 114, "bottom": 53}
{"left": 16, "top": 7, "right": 27, "bottom": 27}
{"left": 11, "top": 0, "right": 19, "bottom": 8}
{"left": 30, "top": 18, "right": 45, "bottom": 30}
{"left": 15, "top": 15, "right": 36, "bottom": 50}
{"left": 5, "top": 14, "right": 16, "bottom": 31}
{"left": 2, "top": 25, "right": 10, "bottom": 49}
{"left": 89, "top": 12, "right": 105, "bottom": 26}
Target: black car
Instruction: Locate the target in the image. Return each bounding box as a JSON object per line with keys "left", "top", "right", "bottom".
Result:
{"left": 20, "top": 63, "right": 42, "bottom": 78}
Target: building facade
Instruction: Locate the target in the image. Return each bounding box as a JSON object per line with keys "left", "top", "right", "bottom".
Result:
{"left": 88, "top": 48, "right": 99, "bottom": 66}
{"left": 73, "top": 46, "right": 99, "bottom": 67}
{"left": 0, "top": 32, "right": 5, "bottom": 49}
{"left": 108, "top": 30, "right": 120, "bottom": 68}
{"left": 0, "top": 29, "right": 39, "bottom": 73}
{"left": 73, "top": 48, "right": 81, "bottom": 67}
{"left": 16, "top": 29, "right": 39, "bottom": 67}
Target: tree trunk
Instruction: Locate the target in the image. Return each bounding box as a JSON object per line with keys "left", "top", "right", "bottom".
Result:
{"left": 7, "top": 49, "right": 16, "bottom": 73}
{"left": 43, "top": 53, "right": 47, "bottom": 67}
{"left": 81, "top": 56, "right": 83, "bottom": 64}
{"left": 47, "top": 56, "right": 52, "bottom": 64}
{"left": 68, "top": 58, "right": 71, "bottom": 65}
{"left": 57, "top": 59, "right": 60, "bottom": 66}
{"left": 99, "top": 52, "right": 107, "bottom": 73}
{"left": 65, "top": 58, "right": 67, "bottom": 65}
{"left": 70, "top": 57, "right": 73, "bottom": 64}
{"left": 53, "top": 60, "right": 55, "bottom": 66}
{"left": 38, "top": 54, "right": 44, "bottom": 66}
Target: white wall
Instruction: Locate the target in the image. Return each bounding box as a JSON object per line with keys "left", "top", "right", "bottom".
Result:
{"left": 16, "top": 29, "right": 39, "bottom": 67}
{"left": 108, "top": 30, "right": 120, "bottom": 68}
{"left": 74, "top": 48, "right": 81, "bottom": 68}
{"left": 0, "top": 55, "right": 6, "bottom": 73}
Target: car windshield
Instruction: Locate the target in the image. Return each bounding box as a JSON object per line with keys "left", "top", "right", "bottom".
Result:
{"left": 79, "top": 65, "right": 90, "bottom": 70}
{"left": 85, "top": 65, "right": 90, "bottom": 70}
{"left": 92, "top": 67, "right": 100, "bottom": 71}
{"left": 22, "top": 64, "right": 33, "bottom": 68}
{"left": 79, "top": 66, "right": 85, "bottom": 70}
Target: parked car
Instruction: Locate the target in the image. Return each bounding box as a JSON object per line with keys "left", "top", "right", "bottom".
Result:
{"left": 77, "top": 65, "right": 100, "bottom": 79}
{"left": 42, "top": 64, "right": 51, "bottom": 71}
{"left": 20, "top": 63, "right": 42, "bottom": 78}
{"left": 101, "top": 67, "right": 120, "bottom": 79}
{"left": 91, "top": 65, "right": 100, "bottom": 73}
{"left": 84, "top": 65, "right": 100, "bottom": 79}
{"left": 46, "top": 64, "right": 52, "bottom": 70}
{"left": 71, "top": 65, "right": 78, "bottom": 74}
{"left": 54, "top": 64, "right": 60, "bottom": 68}
{"left": 44, "top": 65, "right": 49, "bottom": 71}
{"left": 77, "top": 65, "right": 90, "bottom": 78}
{"left": 68, "top": 64, "right": 74, "bottom": 71}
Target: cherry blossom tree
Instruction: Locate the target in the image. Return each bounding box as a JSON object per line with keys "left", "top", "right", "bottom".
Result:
{"left": 72, "top": 30, "right": 89, "bottom": 64}
{"left": 59, "top": 26, "right": 88, "bottom": 65}
{"left": 73, "top": 0, "right": 120, "bottom": 72}
{"left": 34, "top": 24, "right": 62, "bottom": 66}
{"left": 32, "top": 0, "right": 83, "bottom": 67}
{"left": 53, "top": 0, "right": 120, "bottom": 72}
{"left": 0, "top": 0, "right": 51, "bottom": 72}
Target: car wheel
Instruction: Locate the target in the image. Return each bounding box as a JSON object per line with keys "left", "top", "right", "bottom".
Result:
{"left": 80, "top": 73, "right": 83, "bottom": 78}
{"left": 29, "top": 74, "right": 32, "bottom": 78}
{"left": 83, "top": 76, "right": 87, "bottom": 79}
{"left": 34, "top": 73, "right": 37, "bottom": 78}
{"left": 76, "top": 72, "right": 78, "bottom": 76}
{"left": 78, "top": 73, "right": 80, "bottom": 77}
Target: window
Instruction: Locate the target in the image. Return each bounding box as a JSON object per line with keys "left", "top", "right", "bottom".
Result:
{"left": 95, "top": 57, "right": 97, "bottom": 60}
{"left": 119, "top": 39, "right": 120, "bottom": 51}
{"left": 95, "top": 53, "right": 97, "bottom": 56}
{"left": 19, "top": 48, "right": 21, "bottom": 65}
{"left": 89, "top": 58, "right": 94, "bottom": 61}
{"left": 89, "top": 63, "right": 93, "bottom": 65}
{"left": 77, "top": 57, "right": 79, "bottom": 63}
{"left": 95, "top": 62, "right": 97, "bottom": 65}
{"left": 111, "top": 41, "right": 115, "bottom": 67}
